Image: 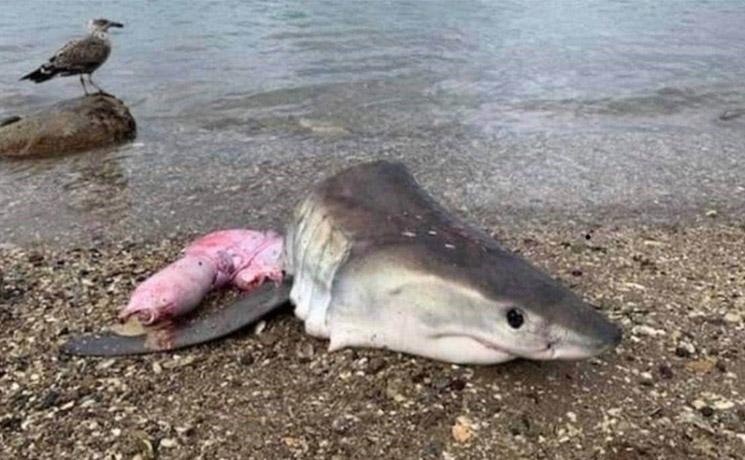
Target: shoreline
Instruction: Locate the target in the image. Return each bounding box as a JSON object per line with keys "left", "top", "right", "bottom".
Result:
{"left": 3, "top": 124, "right": 745, "bottom": 249}
{"left": 2, "top": 217, "right": 743, "bottom": 458}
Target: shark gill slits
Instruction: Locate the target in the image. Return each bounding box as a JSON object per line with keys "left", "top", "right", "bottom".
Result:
{"left": 507, "top": 308, "right": 524, "bottom": 329}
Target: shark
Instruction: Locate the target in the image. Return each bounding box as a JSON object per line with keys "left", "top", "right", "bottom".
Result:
{"left": 63, "top": 161, "right": 621, "bottom": 364}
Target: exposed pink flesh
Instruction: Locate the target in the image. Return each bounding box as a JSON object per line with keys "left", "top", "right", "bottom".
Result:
{"left": 118, "top": 254, "right": 217, "bottom": 325}
{"left": 232, "top": 235, "right": 284, "bottom": 292}
{"left": 118, "top": 229, "right": 285, "bottom": 326}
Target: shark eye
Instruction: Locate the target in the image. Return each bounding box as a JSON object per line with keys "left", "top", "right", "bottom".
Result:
{"left": 506, "top": 308, "right": 524, "bottom": 329}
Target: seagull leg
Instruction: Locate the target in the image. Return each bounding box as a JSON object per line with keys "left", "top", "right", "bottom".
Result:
{"left": 79, "top": 75, "right": 89, "bottom": 95}
{"left": 87, "top": 74, "right": 108, "bottom": 95}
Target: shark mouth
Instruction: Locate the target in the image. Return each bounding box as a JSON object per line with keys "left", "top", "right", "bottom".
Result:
{"left": 471, "top": 336, "right": 558, "bottom": 360}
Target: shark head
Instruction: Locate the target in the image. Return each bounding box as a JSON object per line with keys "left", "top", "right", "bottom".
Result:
{"left": 327, "top": 247, "right": 622, "bottom": 365}
{"left": 421, "top": 270, "right": 623, "bottom": 364}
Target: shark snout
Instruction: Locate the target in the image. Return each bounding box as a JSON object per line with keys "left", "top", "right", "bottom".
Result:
{"left": 588, "top": 308, "right": 623, "bottom": 349}
{"left": 552, "top": 309, "right": 622, "bottom": 360}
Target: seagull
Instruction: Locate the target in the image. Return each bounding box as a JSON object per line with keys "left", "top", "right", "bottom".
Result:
{"left": 20, "top": 18, "right": 123, "bottom": 95}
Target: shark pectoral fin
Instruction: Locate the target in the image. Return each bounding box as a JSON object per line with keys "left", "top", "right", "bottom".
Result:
{"left": 60, "top": 330, "right": 167, "bottom": 356}
{"left": 61, "top": 280, "right": 293, "bottom": 357}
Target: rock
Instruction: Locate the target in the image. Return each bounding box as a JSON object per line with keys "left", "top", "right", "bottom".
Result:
{"left": 713, "top": 399, "right": 735, "bottom": 410}
{"left": 700, "top": 406, "right": 714, "bottom": 418}
{"left": 295, "top": 342, "right": 314, "bottom": 362}
{"left": 451, "top": 416, "right": 475, "bottom": 443}
{"left": 675, "top": 341, "right": 695, "bottom": 357}
{"left": 632, "top": 325, "right": 665, "bottom": 337}
{"left": 159, "top": 438, "right": 178, "bottom": 449}
{"left": 719, "top": 108, "right": 745, "bottom": 121}
{"left": 331, "top": 414, "right": 357, "bottom": 434}
{"left": 366, "top": 357, "right": 386, "bottom": 375}
{"left": 639, "top": 371, "right": 654, "bottom": 386}
{"left": 685, "top": 358, "right": 717, "bottom": 374}
{"left": 0, "top": 93, "right": 136, "bottom": 158}
{"left": 0, "top": 116, "right": 21, "bottom": 127}
{"left": 723, "top": 312, "right": 741, "bottom": 323}
{"left": 658, "top": 363, "right": 674, "bottom": 380}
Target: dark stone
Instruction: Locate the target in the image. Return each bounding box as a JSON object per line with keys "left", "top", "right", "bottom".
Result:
{"left": 449, "top": 378, "right": 467, "bottom": 391}
{"left": 658, "top": 363, "right": 674, "bottom": 380}
{"left": 0, "top": 116, "right": 21, "bottom": 127}
{"left": 675, "top": 346, "right": 691, "bottom": 358}
{"left": 700, "top": 406, "right": 714, "bottom": 418}
{"left": 366, "top": 357, "right": 386, "bottom": 375}
{"left": 719, "top": 109, "right": 745, "bottom": 121}
{"left": 39, "top": 390, "right": 61, "bottom": 410}
{"left": 238, "top": 353, "right": 254, "bottom": 366}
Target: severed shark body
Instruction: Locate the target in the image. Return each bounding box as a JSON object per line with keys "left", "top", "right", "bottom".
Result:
{"left": 63, "top": 161, "right": 621, "bottom": 364}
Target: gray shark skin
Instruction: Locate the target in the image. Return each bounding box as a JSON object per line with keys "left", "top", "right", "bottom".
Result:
{"left": 286, "top": 160, "right": 621, "bottom": 364}
{"left": 63, "top": 160, "right": 621, "bottom": 363}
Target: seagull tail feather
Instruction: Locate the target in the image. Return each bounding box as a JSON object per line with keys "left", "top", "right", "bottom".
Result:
{"left": 20, "top": 64, "right": 57, "bottom": 83}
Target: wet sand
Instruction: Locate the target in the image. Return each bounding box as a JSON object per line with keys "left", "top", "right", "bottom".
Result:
{"left": 1, "top": 217, "right": 744, "bottom": 459}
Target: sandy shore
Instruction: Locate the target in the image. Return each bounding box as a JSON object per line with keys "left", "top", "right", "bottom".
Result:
{"left": 1, "top": 218, "right": 744, "bottom": 459}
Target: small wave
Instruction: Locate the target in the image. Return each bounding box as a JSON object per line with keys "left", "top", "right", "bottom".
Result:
{"left": 515, "top": 85, "right": 745, "bottom": 118}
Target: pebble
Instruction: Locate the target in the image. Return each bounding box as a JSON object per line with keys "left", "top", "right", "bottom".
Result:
{"left": 713, "top": 400, "right": 735, "bottom": 411}
{"left": 723, "top": 312, "right": 741, "bottom": 323}
{"left": 633, "top": 325, "right": 665, "bottom": 337}
{"left": 160, "top": 438, "right": 178, "bottom": 448}
{"left": 452, "top": 416, "right": 475, "bottom": 443}
{"left": 675, "top": 341, "right": 696, "bottom": 357}
{"left": 295, "top": 342, "right": 314, "bottom": 362}
{"left": 658, "top": 363, "right": 674, "bottom": 380}
{"left": 685, "top": 358, "right": 717, "bottom": 374}
{"left": 366, "top": 357, "right": 386, "bottom": 375}
{"left": 331, "top": 415, "right": 356, "bottom": 433}
{"left": 238, "top": 353, "right": 255, "bottom": 366}
{"left": 700, "top": 406, "right": 714, "bottom": 418}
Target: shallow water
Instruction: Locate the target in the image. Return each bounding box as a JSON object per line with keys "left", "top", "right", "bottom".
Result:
{"left": 1, "top": 0, "right": 745, "bottom": 245}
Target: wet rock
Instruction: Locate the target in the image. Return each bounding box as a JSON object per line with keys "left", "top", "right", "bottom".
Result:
{"left": 0, "top": 115, "right": 21, "bottom": 127}
{"left": 719, "top": 108, "right": 745, "bottom": 121}
{"left": 0, "top": 93, "right": 136, "bottom": 158}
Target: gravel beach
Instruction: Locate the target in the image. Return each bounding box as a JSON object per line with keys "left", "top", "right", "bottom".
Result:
{"left": 2, "top": 217, "right": 743, "bottom": 459}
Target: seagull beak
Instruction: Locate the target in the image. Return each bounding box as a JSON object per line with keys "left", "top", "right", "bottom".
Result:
{"left": 109, "top": 22, "right": 124, "bottom": 28}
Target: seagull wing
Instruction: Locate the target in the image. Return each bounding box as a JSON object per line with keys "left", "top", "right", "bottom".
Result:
{"left": 49, "top": 35, "right": 111, "bottom": 75}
